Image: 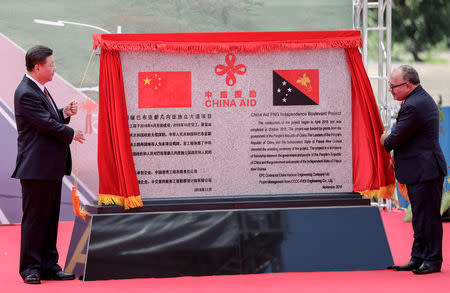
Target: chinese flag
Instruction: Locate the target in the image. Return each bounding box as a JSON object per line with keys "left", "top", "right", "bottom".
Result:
{"left": 138, "top": 71, "right": 191, "bottom": 108}
{"left": 273, "top": 69, "right": 319, "bottom": 106}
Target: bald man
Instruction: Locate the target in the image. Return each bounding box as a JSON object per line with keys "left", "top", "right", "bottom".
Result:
{"left": 381, "top": 65, "right": 447, "bottom": 274}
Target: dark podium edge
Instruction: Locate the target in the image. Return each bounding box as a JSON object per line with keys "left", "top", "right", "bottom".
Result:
{"left": 64, "top": 193, "right": 394, "bottom": 281}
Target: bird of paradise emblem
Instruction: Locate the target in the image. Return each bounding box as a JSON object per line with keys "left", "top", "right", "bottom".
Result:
{"left": 296, "top": 73, "right": 312, "bottom": 92}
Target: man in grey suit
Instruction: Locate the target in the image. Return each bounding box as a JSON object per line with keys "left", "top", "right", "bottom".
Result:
{"left": 381, "top": 65, "right": 447, "bottom": 274}
{"left": 11, "top": 45, "right": 85, "bottom": 284}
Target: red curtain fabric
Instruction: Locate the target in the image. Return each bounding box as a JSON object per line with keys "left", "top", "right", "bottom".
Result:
{"left": 346, "top": 47, "right": 396, "bottom": 199}
{"left": 95, "top": 31, "right": 395, "bottom": 209}
{"left": 93, "top": 30, "right": 362, "bottom": 53}
{"left": 98, "top": 49, "right": 143, "bottom": 209}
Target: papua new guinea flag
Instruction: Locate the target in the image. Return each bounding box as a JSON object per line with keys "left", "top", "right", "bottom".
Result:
{"left": 273, "top": 69, "right": 319, "bottom": 106}
{"left": 138, "top": 71, "right": 191, "bottom": 108}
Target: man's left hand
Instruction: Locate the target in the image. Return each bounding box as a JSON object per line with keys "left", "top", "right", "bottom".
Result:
{"left": 64, "top": 100, "right": 78, "bottom": 117}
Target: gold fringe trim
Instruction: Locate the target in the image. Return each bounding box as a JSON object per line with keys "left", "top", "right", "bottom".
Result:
{"left": 358, "top": 184, "right": 396, "bottom": 199}
{"left": 98, "top": 194, "right": 124, "bottom": 206}
{"left": 98, "top": 194, "right": 144, "bottom": 209}
{"left": 124, "top": 196, "right": 144, "bottom": 210}
{"left": 358, "top": 184, "right": 401, "bottom": 207}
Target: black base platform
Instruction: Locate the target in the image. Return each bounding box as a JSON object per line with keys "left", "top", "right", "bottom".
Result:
{"left": 64, "top": 193, "right": 394, "bottom": 280}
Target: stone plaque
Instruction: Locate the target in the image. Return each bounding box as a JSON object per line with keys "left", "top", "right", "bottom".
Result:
{"left": 121, "top": 48, "right": 352, "bottom": 198}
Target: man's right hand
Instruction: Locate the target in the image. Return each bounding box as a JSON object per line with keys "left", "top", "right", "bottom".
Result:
{"left": 73, "top": 130, "right": 85, "bottom": 144}
{"left": 380, "top": 131, "right": 389, "bottom": 146}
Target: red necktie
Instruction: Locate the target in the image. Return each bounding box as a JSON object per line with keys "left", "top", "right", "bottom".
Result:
{"left": 44, "top": 88, "right": 57, "bottom": 113}
{"left": 44, "top": 87, "right": 50, "bottom": 101}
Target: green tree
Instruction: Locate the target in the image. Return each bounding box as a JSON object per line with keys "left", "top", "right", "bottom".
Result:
{"left": 391, "top": 0, "right": 450, "bottom": 61}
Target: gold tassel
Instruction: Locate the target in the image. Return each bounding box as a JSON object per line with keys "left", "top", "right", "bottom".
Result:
{"left": 388, "top": 157, "right": 409, "bottom": 202}
{"left": 72, "top": 186, "right": 88, "bottom": 220}
{"left": 397, "top": 182, "right": 409, "bottom": 201}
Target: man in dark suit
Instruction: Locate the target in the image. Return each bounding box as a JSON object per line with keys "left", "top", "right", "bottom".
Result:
{"left": 381, "top": 65, "right": 447, "bottom": 275}
{"left": 11, "top": 45, "right": 85, "bottom": 284}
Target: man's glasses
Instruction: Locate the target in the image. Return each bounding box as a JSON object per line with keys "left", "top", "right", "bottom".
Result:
{"left": 389, "top": 82, "right": 408, "bottom": 90}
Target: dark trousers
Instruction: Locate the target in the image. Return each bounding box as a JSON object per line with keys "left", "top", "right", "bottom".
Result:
{"left": 407, "top": 177, "right": 444, "bottom": 265}
{"left": 20, "top": 179, "right": 63, "bottom": 278}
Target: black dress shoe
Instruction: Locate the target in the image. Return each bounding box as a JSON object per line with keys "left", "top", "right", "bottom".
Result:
{"left": 388, "top": 260, "right": 422, "bottom": 271}
{"left": 23, "top": 273, "right": 41, "bottom": 284}
{"left": 412, "top": 263, "right": 441, "bottom": 275}
{"left": 42, "top": 271, "right": 75, "bottom": 280}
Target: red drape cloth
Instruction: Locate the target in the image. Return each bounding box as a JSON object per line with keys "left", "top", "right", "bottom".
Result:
{"left": 98, "top": 49, "right": 142, "bottom": 209}
{"left": 93, "top": 30, "right": 362, "bottom": 53}
{"left": 346, "top": 47, "right": 396, "bottom": 199}
{"left": 95, "top": 31, "right": 395, "bottom": 209}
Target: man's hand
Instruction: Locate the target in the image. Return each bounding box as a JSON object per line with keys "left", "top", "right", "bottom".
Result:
{"left": 64, "top": 100, "right": 78, "bottom": 117}
{"left": 380, "top": 131, "right": 389, "bottom": 146}
{"left": 73, "top": 130, "right": 85, "bottom": 144}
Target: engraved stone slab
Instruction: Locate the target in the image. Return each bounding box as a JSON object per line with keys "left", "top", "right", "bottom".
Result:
{"left": 120, "top": 48, "right": 352, "bottom": 198}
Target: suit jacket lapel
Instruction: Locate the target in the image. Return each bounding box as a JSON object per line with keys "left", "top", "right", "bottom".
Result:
{"left": 24, "top": 76, "right": 61, "bottom": 121}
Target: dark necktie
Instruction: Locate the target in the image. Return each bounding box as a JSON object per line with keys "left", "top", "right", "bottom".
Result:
{"left": 44, "top": 88, "right": 57, "bottom": 113}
